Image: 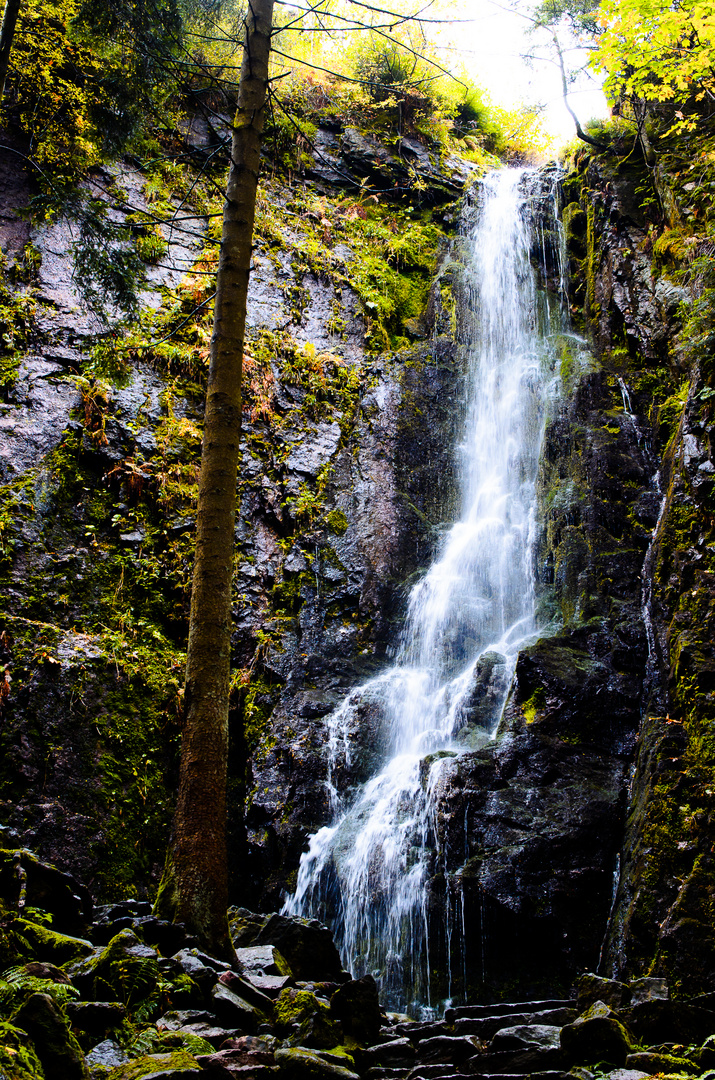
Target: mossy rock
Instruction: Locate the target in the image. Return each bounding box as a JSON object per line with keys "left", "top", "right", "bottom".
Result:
{"left": 75, "top": 930, "right": 159, "bottom": 1006}
{"left": 276, "top": 988, "right": 328, "bottom": 1027}
{"left": 0, "top": 850, "right": 91, "bottom": 936}
{"left": 227, "top": 908, "right": 269, "bottom": 948}
{"left": 274, "top": 1047, "right": 359, "bottom": 1080}
{"left": 12, "top": 918, "right": 94, "bottom": 965}
{"left": 12, "top": 992, "right": 89, "bottom": 1079}
{"left": 0, "top": 1019, "right": 45, "bottom": 1079}
{"left": 292, "top": 1011, "right": 343, "bottom": 1051}
{"left": 106, "top": 1050, "right": 199, "bottom": 1079}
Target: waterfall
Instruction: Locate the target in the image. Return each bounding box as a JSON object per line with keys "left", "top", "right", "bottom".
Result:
{"left": 284, "top": 167, "right": 563, "bottom": 1013}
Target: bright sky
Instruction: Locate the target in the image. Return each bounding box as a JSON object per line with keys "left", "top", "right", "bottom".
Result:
{"left": 437, "top": 0, "right": 610, "bottom": 149}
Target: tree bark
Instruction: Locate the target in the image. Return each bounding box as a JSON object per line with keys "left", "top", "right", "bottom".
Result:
{"left": 0, "top": 0, "right": 21, "bottom": 99}
{"left": 154, "top": 0, "right": 274, "bottom": 958}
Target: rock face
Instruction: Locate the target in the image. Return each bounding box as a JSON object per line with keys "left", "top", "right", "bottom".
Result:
{"left": 3, "top": 92, "right": 715, "bottom": 1013}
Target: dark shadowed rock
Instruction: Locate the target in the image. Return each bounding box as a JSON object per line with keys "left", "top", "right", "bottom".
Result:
{"left": 330, "top": 975, "right": 382, "bottom": 1045}
{"left": 14, "top": 992, "right": 89, "bottom": 1080}
{"left": 275, "top": 1047, "right": 360, "bottom": 1079}
{"left": 560, "top": 1003, "right": 632, "bottom": 1067}
{"left": 255, "top": 915, "right": 343, "bottom": 981}
{"left": 577, "top": 975, "right": 631, "bottom": 1012}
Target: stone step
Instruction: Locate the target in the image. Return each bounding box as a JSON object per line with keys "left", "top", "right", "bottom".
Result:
{"left": 410, "top": 1073, "right": 571, "bottom": 1080}
{"left": 395, "top": 1021, "right": 450, "bottom": 1042}
{"left": 453, "top": 1008, "right": 577, "bottom": 1042}
{"left": 446, "top": 1001, "right": 572, "bottom": 1024}
{"left": 462, "top": 1047, "right": 566, "bottom": 1074}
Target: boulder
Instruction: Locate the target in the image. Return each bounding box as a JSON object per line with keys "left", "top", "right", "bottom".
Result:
{"left": 211, "top": 982, "right": 267, "bottom": 1032}
{"left": 330, "top": 975, "right": 382, "bottom": 1045}
{"left": 0, "top": 848, "right": 92, "bottom": 934}
{"left": 76, "top": 929, "right": 159, "bottom": 1005}
{"left": 414, "top": 1036, "right": 478, "bottom": 1064}
{"left": 13, "top": 992, "right": 89, "bottom": 1080}
{"left": 623, "top": 1000, "right": 715, "bottom": 1044}
{"left": 255, "top": 915, "right": 343, "bottom": 981}
{"left": 85, "top": 1038, "right": 131, "bottom": 1070}
{"left": 625, "top": 1051, "right": 698, "bottom": 1075}
{"left": 360, "top": 1038, "right": 416, "bottom": 1068}
{"left": 235, "top": 944, "right": 291, "bottom": 976}
{"left": 560, "top": 1003, "right": 632, "bottom": 1067}
{"left": 275, "top": 1047, "right": 360, "bottom": 1080}
{"left": 490, "top": 1024, "right": 562, "bottom": 1051}
{"left": 102, "top": 1050, "right": 202, "bottom": 1078}
{"left": 12, "top": 917, "right": 93, "bottom": 964}
{"left": 292, "top": 1012, "right": 344, "bottom": 1051}
{"left": 0, "top": 1019, "right": 45, "bottom": 1079}
{"left": 576, "top": 974, "right": 631, "bottom": 1012}
{"left": 66, "top": 1000, "right": 128, "bottom": 1038}
{"left": 228, "top": 908, "right": 269, "bottom": 948}
{"left": 628, "top": 978, "right": 667, "bottom": 1005}
{"left": 19, "top": 961, "right": 73, "bottom": 984}
{"left": 246, "top": 974, "right": 292, "bottom": 997}
{"left": 277, "top": 987, "right": 330, "bottom": 1027}
{"left": 195, "top": 1047, "right": 276, "bottom": 1077}
{"left": 218, "top": 969, "right": 277, "bottom": 1014}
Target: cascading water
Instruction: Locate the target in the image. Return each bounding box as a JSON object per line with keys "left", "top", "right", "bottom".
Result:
{"left": 284, "top": 168, "right": 563, "bottom": 1012}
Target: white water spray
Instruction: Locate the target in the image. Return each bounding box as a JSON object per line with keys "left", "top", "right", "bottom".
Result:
{"left": 285, "top": 169, "right": 562, "bottom": 1011}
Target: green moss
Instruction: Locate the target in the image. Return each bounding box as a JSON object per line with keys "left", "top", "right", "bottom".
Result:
{"left": 9, "top": 920, "right": 92, "bottom": 965}
{"left": 522, "top": 687, "right": 547, "bottom": 724}
{"left": 106, "top": 1050, "right": 198, "bottom": 1079}
{"left": 0, "top": 1019, "right": 45, "bottom": 1078}
{"left": 275, "top": 988, "right": 327, "bottom": 1026}
{"left": 325, "top": 509, "right": 349, "bottom": 536}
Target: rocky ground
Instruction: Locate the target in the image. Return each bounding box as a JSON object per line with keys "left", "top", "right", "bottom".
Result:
{"left": 3, "top": 842, "right": 715, "bottom": 1080}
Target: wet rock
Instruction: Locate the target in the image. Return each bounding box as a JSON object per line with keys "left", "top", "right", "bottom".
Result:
{"left": 102, "top": 1050, "right": 201, "bottom": 1078}
{"left": 291, "top": 1011, "right": 344, "bottom": 1050}
{"left": 211, "top": 983, "right": 265, "bottom": 1032}
{"left": 628, "top": 978, "right": 667, "bottom": 1005}
{"left": 490, "top": 1025, "right": 562, "bottom": 1051}
{"left": 11, "top": 917, "right": 93, "bottom": 964}
{"left": 330, "top": 975, "right": 382, "bottom": 1045}
{"left": 576, "top": 975, "right": 631, "bottom": 1012}
{"left": 275, "top": 1046, "right": 360, "bottom": 1080}
{"left": 415, "top": 1036, "right": 478, "bottom": 1064}
{"left": 66, "top": 1000, "right": 127, "bottom": 1037}
{"left": 605, "top": 1071, "right": 649, "bottom": 1080}
{"left": 85, "top": 1038, "right": 130, "bottom": 1069}
{"left": 560, "top": 1004, "right": 632, "bottom": 1067}
{"left": 625, "top": 1051, "right": 698, "bottom": 1075}
{"left": 361, "top": 1039, "right": 416, "bottom": 1068}
{"left": 235, "top": 944, "right": 291, "bottom": 976}
{"left": 0, "top": 847, "right": 92, "bottom": 934}
{"left": 131, "top": 916, "right": 195, "bottom": 957}
{"left": 73, "top": 929, "right": 159, "bottom": 1004}
{"left": 218, "top": 970, "right": 276, "bottom": 1015}
{"left": 13, "top": 992, "right": 89, "bottom": 1080}
{"left": 171, "top": 948, "right": 223, "bottom": 992}
{"left": 255, "top": 915, "right": 343, "bottom": 982}
{"left": 246, "top": 974, "right": 293, "bottom": 997}
{"left": 20, "top": 961, "right": 73, "bottom": 983}
{"left": 622, "top": 1000, "right": 715, "bottom": 1044}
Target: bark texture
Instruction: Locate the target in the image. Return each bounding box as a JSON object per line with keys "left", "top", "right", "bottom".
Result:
{"left": 0, "top": 0, "right": 21, "bottom": 98}
{"left": 155, "top": 0, "right": 274, "bottom": 957}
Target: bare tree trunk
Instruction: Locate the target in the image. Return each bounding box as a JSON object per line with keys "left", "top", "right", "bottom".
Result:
{"left": 0, "top": 0, "right": 21, "bottom": 98}
{"left": 154, "top": 0, "right": 274, "bottom": 958}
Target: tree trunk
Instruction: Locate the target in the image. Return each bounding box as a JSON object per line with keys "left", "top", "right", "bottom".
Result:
{"left": 154, "top": 0, "right": 274, "bottom": 958}
{"left": 0, "top": 0, "right": 21, "bottom": 98}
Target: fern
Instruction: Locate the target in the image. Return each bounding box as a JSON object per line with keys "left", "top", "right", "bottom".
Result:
{"left": 0, "top": 966, "right": 79, "bottom": 1013}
